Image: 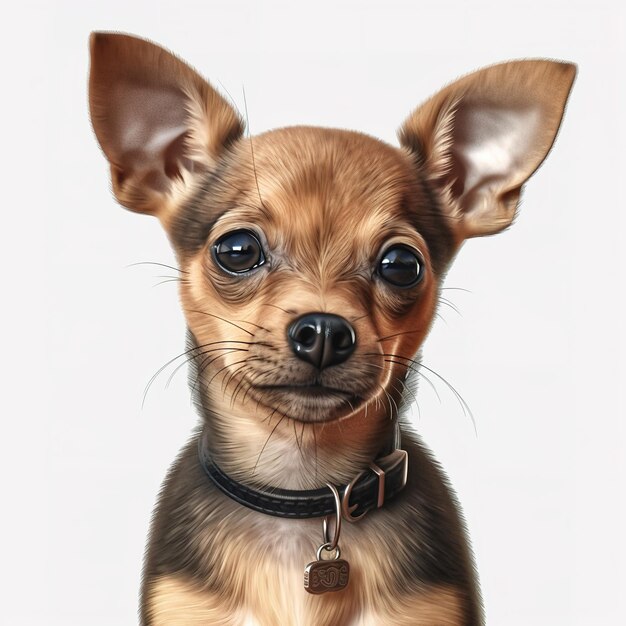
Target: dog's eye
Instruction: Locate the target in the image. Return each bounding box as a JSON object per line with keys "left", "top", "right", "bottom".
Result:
{"left": 378, "top": 246, "right": 424, "bottom": 287}
{"left": 213, "top": 230, "right": 265, "bottom": 273}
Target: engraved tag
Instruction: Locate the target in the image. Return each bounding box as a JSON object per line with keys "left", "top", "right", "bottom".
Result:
{"left": 303, "top": 558, "right": 350, "bottom": 594}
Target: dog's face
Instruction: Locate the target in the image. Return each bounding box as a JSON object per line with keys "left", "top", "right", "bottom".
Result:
{"left": 89, "top": 33, "right": 575, "bottom": 436}
{"left": 172, "top": 127, "right": 445, "bottom": 423}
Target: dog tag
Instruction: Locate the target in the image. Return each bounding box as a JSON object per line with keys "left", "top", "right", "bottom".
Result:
{"left": 304, "top": 543, "right": 350, "bottom": 594}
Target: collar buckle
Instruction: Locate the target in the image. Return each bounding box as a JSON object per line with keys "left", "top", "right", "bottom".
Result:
{"left": 340, "top": 446, "right": 409, "bottom": 523}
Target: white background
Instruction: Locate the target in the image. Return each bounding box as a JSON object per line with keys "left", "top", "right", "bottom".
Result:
{"left": 2, "top": 1, "right": 624, "bottom": 624}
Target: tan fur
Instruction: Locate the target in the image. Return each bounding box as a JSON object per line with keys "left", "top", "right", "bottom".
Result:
{"left": 147, "top": 576, "right": 238, "bottom": 625}
{"left": 371, "top": 588, "right": 464, "bottom": 625}
{"left": 147, "top": 574, "right": 464, "bottom": 626}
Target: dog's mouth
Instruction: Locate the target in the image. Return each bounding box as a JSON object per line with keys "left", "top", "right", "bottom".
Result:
{"left": 255, "top": 383, "right": 354, "bottom": 397}
{"left": 249, "top": 383, "right": 364, "bottom": 422}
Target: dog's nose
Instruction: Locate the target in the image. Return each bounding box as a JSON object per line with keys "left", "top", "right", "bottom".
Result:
{"left": 288, "top": 313, "right": 356, "bottom": 369}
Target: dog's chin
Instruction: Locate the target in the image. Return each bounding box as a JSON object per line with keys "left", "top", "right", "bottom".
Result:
{"left": 250, "top": 384, "right": 364, "bottom": 423}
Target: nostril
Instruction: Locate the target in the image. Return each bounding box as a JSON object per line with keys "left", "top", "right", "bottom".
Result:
{"left": 333, "top": 329, "right": 353, "bottom": 351}
{"left": 298, "top": 325, "right": 317, "bottom": 347}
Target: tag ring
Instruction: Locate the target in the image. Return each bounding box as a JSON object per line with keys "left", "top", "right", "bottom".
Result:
{"left": 323, "top": 482, "right": 342, "bottom": 551}
{"left": 316, "top": 541, "right": 341, "bottom": 561}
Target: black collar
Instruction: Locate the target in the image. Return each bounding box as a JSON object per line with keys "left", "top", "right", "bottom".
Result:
{"left": 198, "top": 422, "right": 409, "bottom": 520}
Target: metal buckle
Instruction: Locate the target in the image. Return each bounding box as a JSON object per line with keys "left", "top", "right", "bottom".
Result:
{"left": 340, "top": 447, "right": 409, "bottom": 523}
{"left": 379, "top": 448, "right": 409, "bottom": 491}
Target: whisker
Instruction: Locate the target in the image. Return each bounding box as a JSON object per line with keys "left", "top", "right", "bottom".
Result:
{"left": 163, "top": 339, "right": 269, "bottom": 391}
{"left": 384, "top": 359, "right": 441, "bottom": 403}
{"left": 126, "top": 261, "right": 188, "bottom": 274}
{"left": 252, "top": 413, "right": 287, "bottom": 475}
{"left": 240, "top": 366, "right": 273, "bottom": 406}
{"left": 374, "top": 351, "right": 442, "bottom": 402}
{"left": 439, "top": 297, "right": 461, "bottom": 316}
{"left": 231, "top": 364, "right": 270, "bottom": 407}
{"left": 418, "top": 362, "right": 477, "bottom": 435}
{"left": 382, "top": 385, "right": 397, "bottom": 419}
{"left": 260, "top": 303, "right": 296, "bottom": 315}
{"left": 260, "top": 406, "right": 279, "bottom": 425}
{"left": 192, "top": 349, "right": 251, "bottom": 398}
{"left": 293, "top": 419, "right": 302, "bottom": 455}
{"left": 223, "top": 359, "right": 267, "bottom": 399}
{"left": 222, "top": 360, "right": 249, "bottom": 395}
{"left": 378, "top": 353, "right": 476, "bottom": 434}
{"left": 186, "top": 310, "right": 256, "bottom": 336}
{"left": 377, "top": 328, "right": 423, "bottom": 342}
{"left": 242, "top": 85, "right": 271, "bottom": 221}
{"left": 301, "top": 420, "right": 306, "bottom": 448}
{"left": 142, "top": 340, "right": 253, "bottom": 407}
{"left": 228, "top": 365, "right": 253, "bottom": 407}
{"left": 152, "top": 278, "right": 185, "bottom": 288}
{"left": 207, "top": 357, "right": 259, "bottom": 388}
{"left": 232, "top": 319, "right": 268, "bottom": 331}
{"left": 374, "top": 352, "right": 442, "bottom": 403}
{"left": 361, "top": 362, "right": 420, "bottom": 408}
{"left": 350, "top": 313, "right": 369, "bottom": 323}
{"left": 167, "top": 346, "right": 248, "bottom": 389}
{"left": 230, "top": 368, "right": 257, "bottom": 406}
{"left": 312, "top": 423, "right": 318, "bottom": 482}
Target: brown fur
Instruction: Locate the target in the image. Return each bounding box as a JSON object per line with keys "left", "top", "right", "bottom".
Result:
{"left": 88, "top": 32, "right": 575, "bottom": 625}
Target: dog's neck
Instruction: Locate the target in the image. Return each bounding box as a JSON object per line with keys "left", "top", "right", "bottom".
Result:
{"left": 197, "top": 388, "right": 399, "bottom": 491}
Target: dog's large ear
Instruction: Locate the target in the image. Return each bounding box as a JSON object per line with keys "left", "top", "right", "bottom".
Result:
{"left": 398, "top": 60, "right": 576, "bottom": 241}
{"left": 88, "top": 32, "right": 244, "bottom": 218}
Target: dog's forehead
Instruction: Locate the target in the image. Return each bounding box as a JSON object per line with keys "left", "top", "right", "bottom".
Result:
{"left": 223, "top": 126, "right": 421, "bottom": 247}
{"left": 249, "top": 126, "right": 415, "bottom": 212}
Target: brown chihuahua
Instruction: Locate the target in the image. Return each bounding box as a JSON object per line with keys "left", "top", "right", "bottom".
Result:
{"left": 88, "top": 32, "right": 575, "bottom": 625}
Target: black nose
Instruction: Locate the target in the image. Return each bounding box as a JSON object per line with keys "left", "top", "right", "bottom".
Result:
{"left": 288, "top": 313, "right": 357, "bottom": 369}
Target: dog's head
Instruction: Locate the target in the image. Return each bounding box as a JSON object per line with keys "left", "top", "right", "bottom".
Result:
{"left": 89, "top": 33, "right": 574, "bottom": 456}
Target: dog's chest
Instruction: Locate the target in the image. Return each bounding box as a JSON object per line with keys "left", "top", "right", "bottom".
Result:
{"left": 203, "top": 515, "right": 390, "bottom": 625}
{"left": 147, "top": 517, "right": 389, "bottom": 625}
{"left": 234, "top": 518, "right": 362, "bottom": 624}
{"left": 233, "top": 565, "right": 381, "bottom": 626}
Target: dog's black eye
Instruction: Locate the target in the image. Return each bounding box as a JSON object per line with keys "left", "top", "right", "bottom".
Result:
{"left": 378, "top": 246, "right": 424, "bottom": 287}
{"left": 213, "top": 230, "right": 265, "bottom": 273}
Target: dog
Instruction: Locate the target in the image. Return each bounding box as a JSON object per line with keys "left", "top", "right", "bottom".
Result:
{"left": 88, "top": 32, "right": 575, "bottom": 625}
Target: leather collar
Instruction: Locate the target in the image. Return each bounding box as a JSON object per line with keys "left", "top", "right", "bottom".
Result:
{"left": 198, "top": 421, "right": 409, "bottom": 520}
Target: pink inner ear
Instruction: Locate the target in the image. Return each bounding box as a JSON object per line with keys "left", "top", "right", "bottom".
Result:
{"left": 108, "top": 82, "right": 190, "bottom": 191}
{"left": 450, "top": 103, "right": 543, "bottom": 201}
